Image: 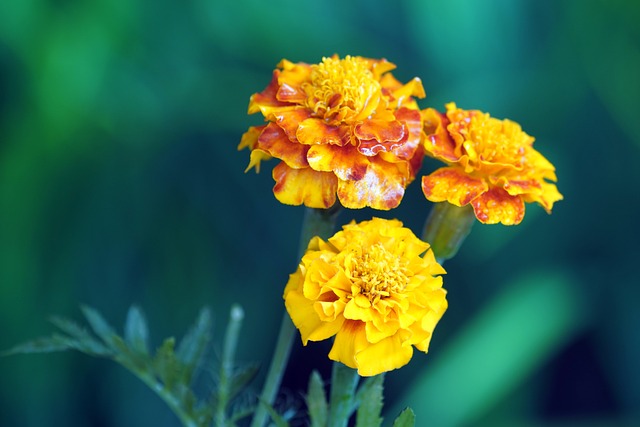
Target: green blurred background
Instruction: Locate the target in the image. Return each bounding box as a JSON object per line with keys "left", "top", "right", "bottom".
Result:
{"left": 1, "top": 0, "right": 638, "bottom": 426}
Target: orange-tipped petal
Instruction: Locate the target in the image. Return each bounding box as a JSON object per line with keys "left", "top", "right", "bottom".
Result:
{"left": 272, "top": 162, "right": 337, "bottom": 208}
{"left": 471, "top": 187, "right": 525, "bottom": 225}
{"left": 355, "top": 120, "right": 406, "bottom": 154}
{"left": 248, "top": 70, "right": 291, "bottom": 115}
{"left": 258, "top": 123, "right": 309, "bottom": 169}
{"left": 422, "top": 167, "right": 488, "bottom": 206}
{"left": 422, "top": 108, "right": 459, "bottom": 162}
{"left": 274, "top": 109, "right": 312, "bottom": 142}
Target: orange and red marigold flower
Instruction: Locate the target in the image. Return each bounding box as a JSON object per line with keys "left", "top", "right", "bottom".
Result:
{"left": 238, "top": 55, "right": 426, "bottom": 210}
{"left": 421, "top": 103, "right": 563, "bottom": 225}
{"left": 283, "top": 217, "right": 447, "bottom": 376}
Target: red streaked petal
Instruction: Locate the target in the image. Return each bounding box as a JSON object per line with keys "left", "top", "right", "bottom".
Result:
{"left": 355, "top": 120, "right": 406, "bottom": 152}
{"left": 274, "top": 108, "right": 312, "bottom": 142}
{"left": 422, "top": 108, "right": 459, "bottom": 162}
{"left": 307, "top": 144, "right": 369, "bottom": 181}
{"left": 248, "top": 70, "right": 291, "bottom": 114}
{"left": 297, "top": 118, "right": 351, "bottom": 146}
{"left": 421, "top": 167, "right": 488, "bottom": 206}
{"left": 272, "top": 162, "right": 338, "bottom": 208}
{"left": 470, "top": 187, "right": 525, "bottom": 225}
{"left": 257, "top": 123, "right": 309, "bottom": 169}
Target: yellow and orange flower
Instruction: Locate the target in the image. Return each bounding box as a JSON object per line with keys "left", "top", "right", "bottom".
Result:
{"left": 283, "top": 217, "right": 447, "bottom": 376}
{"left": 239, "top": 55, "right": 426, "bottom": 210}
{"left": 421, "top": 103, "right": 563, "bottom": 225}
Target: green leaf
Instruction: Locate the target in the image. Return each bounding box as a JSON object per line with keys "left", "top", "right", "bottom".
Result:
{"left": 176, "top": 307, "right": 212, "bottom": 383}
{"left": 355, "top": 374, "right": 384, "bottom": 427}
{"left": 227, "top": 363, "right": 260, "bottom": 402}
{"left": 259, "top": 399, "right": 290, "bottom": 427}
{"left": 49, "top": 315, "right": 112, "bottom": 356}
{"left": 392, "top": 408, "right": 415, "bottom": 427}
{"left": 1, "top": 334, "right": 78, "bottom": 356}
{"left": 153, "top": 337, "right": 180, "bottom": 390}
{"left": 81, "top": 305, "right": 119, "bottom": 350}
{"left": 307, "top": 370, "right": 328, "bottom": 427}
{"left": 124, "top": 306, "right": 149, "bottom": 356}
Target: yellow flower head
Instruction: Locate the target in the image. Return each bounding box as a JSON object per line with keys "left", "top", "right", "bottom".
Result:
{"left": 421, "top": 103, "right": 563, "bottom": 225}
{"left": 283, "top": 217, "right": 447, "bottom": 376}
{"left": 239, "top": 55, "right": 426, "bottom": 210}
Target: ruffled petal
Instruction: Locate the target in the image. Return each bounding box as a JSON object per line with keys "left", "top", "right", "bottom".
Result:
{"left": 421, "top": 167, "right": 488, "bottom": 206}
{"left": 295, "top": 117, "right": 351, "bottom": 146}
{"left": 522, "top": 181, "right": 564, "bottom": 213}
{"left": 272, "top": 162, "right": 337, "bottom": 208}
{"left": 307, "top": 144, "right": 369, "bottom": 181}
{"left": 257, "top": 123, "right": 309, "bottom": 169}
{"left": 248, "top": 70, "right": 293, "bottom": 117}
{"left": 471, "top": 187, "right": 525, "bottom": 225}
{"left": 422, "top": 108, "right": 459, "bottom": 162}
{"left": 355, "top": 120, "right": 406, "bottom": 154}
{"left": 274, "top": 109, "right": 312, "bottom": 142}
{"left": 337, "top": 159, "right": 406, "bottom": 210}
{"left": 353, "top": 333, "right": 413, "bottom": 376}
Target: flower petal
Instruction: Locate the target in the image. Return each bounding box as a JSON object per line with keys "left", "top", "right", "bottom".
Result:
{"left": 471, "top": 187, "right": 525, "bottom": 225}
{"left": 337, "top": 159, "right": 406, "bottom": 210}
{"left": 421, "top": 167, "right": 488, "bottom": 206}
{"left": 285, "top": 286, "right": 344, "bottom": 344}
{"left": 248, "top": 70, "right": 292, "bottom": 116}
{"left": 355, "top": 120, "right": 406, "bottom": 154}
{"left": 296, "top": 118, "right": 351, "bottom": 146}
{"left": 258, "top": 123, "right": 309, "bottom": 169}
{"left": 272, "top": 162, "right": 338, "bottom": 208}
{"left": 328, "top": 320, "right": 369, "bottom": 370}
{"left": 422, "top": 108, "right": 459, "bottom": 162}
{"left": 274, "top": 109, "right": 312, "bottom": 142}
{"left": 353, "top": 333, "right": 413, "bottom": 376}
{"left": 307, "top": 144, "right": 369, "bottom": 181}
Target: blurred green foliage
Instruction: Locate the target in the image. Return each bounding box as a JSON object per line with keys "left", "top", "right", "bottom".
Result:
{"left": 1, "top": 0, "right": 638, "bottom": 426}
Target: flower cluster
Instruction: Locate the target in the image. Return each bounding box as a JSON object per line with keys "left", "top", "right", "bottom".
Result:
{"left": 240, "top": 55, "right": 564, "bottom": 377}
{"left": 239, "top": 55, "right": 425, "bottom": 210}
{"left": 283, "top": 218, "right": 447, "bottom": 376}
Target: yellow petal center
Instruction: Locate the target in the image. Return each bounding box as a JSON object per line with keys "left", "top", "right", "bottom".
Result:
{"left": 344, "top": 243, "right": 409, "bottom": 304}
{"left": 304, "top": 56, "right": 381, "bottom": 122}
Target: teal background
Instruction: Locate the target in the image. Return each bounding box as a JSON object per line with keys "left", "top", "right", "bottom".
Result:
{"left": 1, "top": 0, "right": 639, "bottom": 426}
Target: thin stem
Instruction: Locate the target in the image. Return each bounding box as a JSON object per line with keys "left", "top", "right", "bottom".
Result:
{"left": 327, "top": 362, "right": 360, "bottom": 427}
{"left": 251, "top": 206, "right": 340, "bottom": 427}
{"left": 422, "top": 202, "right": 476, "bottom": 264}
{"left": 216, "top": 305, "right": 245, "bottom": 426}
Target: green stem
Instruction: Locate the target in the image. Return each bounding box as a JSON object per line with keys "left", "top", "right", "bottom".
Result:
{"left": 251, "top": 206, "right": 340, "bottom": 427}
{"left": 216, "top": 305, "right": 245, "bottom": 426}
{"left": 422, "top": 202, "right": 476, "bottom": 264}
{"left": 328, "top": 362, "right": 360, "bottom": 427}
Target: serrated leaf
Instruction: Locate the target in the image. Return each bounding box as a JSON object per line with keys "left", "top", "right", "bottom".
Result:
{"left": 307, "top": 370, "right": 328, "bottom": 427}
{"left": 49, "top": 316, "right": 112, "bottom": 356}
{"left": 227, "top": 363, "right": 259, "bottom": 402}
{"left": 392, "top": 408, "right": 415, "bottom": 427}
{"left": 355, "top": 374, "right": 384, "bottom": 427}
{"left": 1, "top": 334, "right": 78, "bottom": 356}
{"left": 176, "top": 307, "right": 212, "bottom": 383}
{"left": 124, "top": 306, "right": 149, "bottom": 355}
{"left": 81, "top": 305, "right": 119, "bottom": 350}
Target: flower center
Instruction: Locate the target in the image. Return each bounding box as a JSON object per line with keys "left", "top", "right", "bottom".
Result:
{"left": 304, "top": 56, "right": 381, "bottom": 122}
{"left": 345, "top": 243, "right": 409, "bottom": 303}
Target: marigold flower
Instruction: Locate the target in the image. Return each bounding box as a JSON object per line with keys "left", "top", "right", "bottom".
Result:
{"left": 239, "top": 55, "right": 426, "bottom": 210}
{"left": 421, "top": 103, "right": 563, "bottom": 225}
{"left": 283, "top": 217, "right": 447, "bottom": 376}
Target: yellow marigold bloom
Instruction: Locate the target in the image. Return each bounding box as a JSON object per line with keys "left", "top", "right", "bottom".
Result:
{"left": 283, "top": 217, "right": 447, "bottom": 376}
{"left": 239, "top": 55, "right": 426, "bottom": 210}
{"left": 421, "top": 103, "right": 563, "bottom": 225}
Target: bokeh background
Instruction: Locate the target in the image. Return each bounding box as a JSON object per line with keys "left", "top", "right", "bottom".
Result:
{"left": 1, "top": 0, "right": 639, "bottom": 426}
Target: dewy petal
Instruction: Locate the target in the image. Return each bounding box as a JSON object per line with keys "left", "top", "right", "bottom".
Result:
{"left": 353, "top": 333, "right": 413, "bottom": 376}
{"left": 257, "top": 122, "right": 309, "bottom": 169}
{"left": 337, "top": 159, "right": 406, "bottom": 210}
{"left": 421, "top": 108, "right": 459, "bottom": 162}
{"left": 297, "top": 118, "right": 350, "bottom": 146}
{"left": 272, "top": 162, "right": 338, "bottom": 208}
{"left": 386, "top": 108, "right": 423, "bottom": 161}
{"left": 274, "top": 109, "right": 313, "bottom": 143}
{"left": 522, "top": 181, "right": 564, "bottom": 214}
{"left": 307, "top": 144, "right": 369, "bottom": 181}
{"left": 471, "top": 187, "right": 525, "bottom": 225}
{"left": 421, "top": 167, "right": 488, "bottom": 206}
